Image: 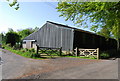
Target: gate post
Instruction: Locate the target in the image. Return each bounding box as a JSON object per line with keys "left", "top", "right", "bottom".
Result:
{"left": 97, "top": 48, "right": 99, "bottom": 60}
{"left": 36, "top": 45, "right": 39, "bottom": 54}
{"left": 75, "top": 47, "right": 78, "bottom": 56}
{"left": 60, "top": 47, "right": 62, "bottom": 56}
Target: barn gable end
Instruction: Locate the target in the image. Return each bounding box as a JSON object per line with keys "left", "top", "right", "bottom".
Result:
{"left": 23, "top": 21, "right": 74, "bottom": 51}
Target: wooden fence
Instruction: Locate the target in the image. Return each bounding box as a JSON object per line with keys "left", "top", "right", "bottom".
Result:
{"left": 74, "top": 48, "right": 99, "bottom": 59}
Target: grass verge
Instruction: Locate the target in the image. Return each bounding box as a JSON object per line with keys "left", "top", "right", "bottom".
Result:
{"left": 3, "top": 45, "right": 97, "bottom": 60}
{"left": 3, "top": 45, "right": 44, "bottom": 59}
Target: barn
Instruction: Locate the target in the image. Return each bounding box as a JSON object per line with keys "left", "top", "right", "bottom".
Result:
{"left": 22, "top": 21, "right": 117, "bottom": 51}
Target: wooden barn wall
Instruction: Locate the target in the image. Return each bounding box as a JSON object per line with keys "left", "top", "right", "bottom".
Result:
{"left": 38, "top": 22, "right": 74, "bottom": 51}
{"left": 23, "top": 24, "right": 47, "bottom": 44}
{"left": 73, "top": 30, "right": 117, "bottom": 51}
{"left": 24, "top": 23, "right": 74, "bottom": 51}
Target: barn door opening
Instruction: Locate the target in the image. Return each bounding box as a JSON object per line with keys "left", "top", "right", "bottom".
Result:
{"left": 26, "top": 41, "right": 32, "bottom": 49}
{"left": 23, "top": 40, "right": 36, "bottom": 49}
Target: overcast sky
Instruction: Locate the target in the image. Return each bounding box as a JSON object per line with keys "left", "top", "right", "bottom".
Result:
{"left": 0, "top": 1, "right": 91, "bottom": 33}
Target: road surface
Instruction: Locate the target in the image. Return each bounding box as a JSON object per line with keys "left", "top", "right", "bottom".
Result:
{"left": 0, "top": 49, "right": 118, "bottom": 79}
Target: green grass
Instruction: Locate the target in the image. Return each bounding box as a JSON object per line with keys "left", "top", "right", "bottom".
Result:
{"left": 3, "top": 45, "right": 44, "bottom": 59}
{"left": 3, "top": 45, "right": 97, "bottom": 60}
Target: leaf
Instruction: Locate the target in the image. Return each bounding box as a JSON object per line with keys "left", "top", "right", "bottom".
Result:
{"left": 15, "top": 7, "right": 19, "bottom": 10}
{"left": 9, "top": 3, "right": 14, "bottom": 7}
{"left": 17, "top": 4, "right": 19, "bottom": 7}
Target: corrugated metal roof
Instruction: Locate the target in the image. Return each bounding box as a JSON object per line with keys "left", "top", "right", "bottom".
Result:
{"left": 23, "top": 21, "right": 115, "bottom": 41}
{"left": 47, "top": 21, "right": 99, "bottom": 36}
{"left": 46, "top": 21, "right": 116, "bottom": 40}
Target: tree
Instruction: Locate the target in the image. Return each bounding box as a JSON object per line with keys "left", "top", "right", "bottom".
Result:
{"left": 97, "top": 27, "right": 111, "bottom": 39}
{"left": 56, "top": 2, "right": 120, "bottom": 50}
{"left": 0, "top": 33, "right": 5, "bottom": 44}
{"left": 33, "top": 27, "right": 39, "bottom": 32}
{"left": 18, "top": 28, "right": 35, "bottom": 40}
{"left": 5, "top": 31, "right": 21, "bottom": 47}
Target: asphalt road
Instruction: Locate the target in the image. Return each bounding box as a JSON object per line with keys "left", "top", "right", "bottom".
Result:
{"left": 118, "top": 58, "right": 120, "bottom": 81}
{"left": 1, "top": 49, "right": 118, "bottom": 79}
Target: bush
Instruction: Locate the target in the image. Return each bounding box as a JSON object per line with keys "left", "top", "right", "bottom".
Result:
{"left": 25, "top": 48, "right": 28, "bottom": 51}
{"left": 6, "top": 43, "right": 11, "bottom": 47}
{"left": 100, "top": 49, "right": 118, "bottom": 59}
{"left": 28, "top": 48, "right": 35, "bottom": 52}
{"left": 24, "top": 52, "right": 32, "bottom": 57}
{"left": 4, "top": 45, "right": 41, "bottom": 59}
{"left": 31, "top": 53, "right": 40, "bottom": 58}
{"left": 2, "top": 46, "right": 5, "bottom": 49}
{"left": 100, "top": 52, "right": 110, "bottom": 59}
{"left": 13, "top": 43, "right": 21, "bottom": 50}
{"left": 21, "top": 48, "right": 26, "bottom": 52}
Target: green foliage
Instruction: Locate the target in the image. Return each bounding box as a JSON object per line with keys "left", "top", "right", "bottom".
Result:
{"left": 13, "top": 43, "right": 21, "bottom": 50}
{"left": 31, "top": 53, "right": 40, "bottom": 58}
{"left": 4, "top": 44, "right": 13, "bottom": 50}
{"left": 104, "top": 49, "right": 117, "bottom": 57}
{"left": 20, "top": 48, "right": 26, "bottom": 52}
{"left": 5, "top": 30, "right": 21, "bottom": 47}
{"left": 100, "top": 49, "right": 117, "bottom": 59}
{"left": 97, "top": 27, "right": 111, "bottom": 39}
{"left": 0, "top": 27, "right": 38, "bottom": 48}
{"left": 4, "top": 45, "right": 41, "bottom": 59}
{"left": 56, "top": 2, "right": 120, "bottom": 49}
{"left": 34, "top": 27, "right": 39, "bottom": 32}
{"left": 18, "top": 28, "right": 36, "bottom": 40}
{"left": 4, "top": 44, "right": 96, "bottom": 60}
{"left": 25, "top": 48, "right": 29, "bottom": 51}
{"left": 0, "top": 33, "right": 5, "bottom": 44}
{"left": 28, "top": 48, "right": 35, "bottom": 52}
{"left": 100, "top": 52, "right": 110, "bottom": 59}
{"left": 7, "top": 0, "right": 19, "bottom": 10}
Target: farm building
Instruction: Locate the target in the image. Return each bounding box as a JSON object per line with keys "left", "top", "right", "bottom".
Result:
{"left": 23, "top": 21, "right": 117, "bottom": 51}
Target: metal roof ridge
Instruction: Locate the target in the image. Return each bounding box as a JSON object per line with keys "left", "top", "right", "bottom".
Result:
{"left": 46, "top": 21, "right": 97, "bottom": 34}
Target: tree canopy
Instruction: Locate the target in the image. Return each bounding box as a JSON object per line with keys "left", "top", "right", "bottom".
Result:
{"left": 18, "top": 28, "right": 35, "bottom": 40}
{"left": 56, "top": 2, "right": 120, "bottom": 49}
{"left": 18, "top": 27, "right": 39, "bottom": 40}
{"left": 5, "top": 31, "right": 20, "bottom": 46}
{"left": 0, "top": 27, "right": 39, "bottom": 47}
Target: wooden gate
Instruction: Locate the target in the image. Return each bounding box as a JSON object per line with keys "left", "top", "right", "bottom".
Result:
{"left": 36, "top": 45, "right": 62, "bottom": 58}
{"left": 74, "top": 48, "right": 99, "bottom": 59}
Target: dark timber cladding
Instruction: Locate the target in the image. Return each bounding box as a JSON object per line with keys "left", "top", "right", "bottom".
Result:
{"left": 23, "top": 21, "right": 117, "bottom": 51}
{"left": 73, "top": 29, "right": 117, "bottom": 50}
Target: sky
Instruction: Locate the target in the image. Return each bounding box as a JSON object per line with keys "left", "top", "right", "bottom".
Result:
{"left": 0, "top": 1, "right": 91, "bottom": 33}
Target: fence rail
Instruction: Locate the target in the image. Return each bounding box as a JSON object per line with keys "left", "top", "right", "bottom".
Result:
{"left": 74, "top": 48, "right": 99, "bottom": 59}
